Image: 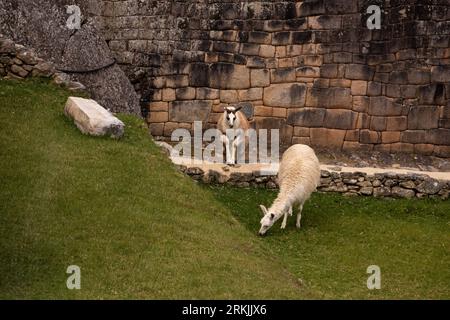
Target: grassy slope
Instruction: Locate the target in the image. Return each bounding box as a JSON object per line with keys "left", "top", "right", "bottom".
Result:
{"left": 208, "top": 187, "right": 450, "bottom": 299}
{"left": 0, "top": 79, "right": 448, "bottom": 299}
{"left": 0, "top": 79, "right": 307, "bottom": 299}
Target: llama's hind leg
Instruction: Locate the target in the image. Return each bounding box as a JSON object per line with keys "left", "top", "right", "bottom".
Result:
{"left": 296, "top": 203, "right": 304, "bottom": 229}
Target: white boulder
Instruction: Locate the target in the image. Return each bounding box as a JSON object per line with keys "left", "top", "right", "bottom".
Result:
{"left": 64, "top": 97, "right": 124, "bottom": 138}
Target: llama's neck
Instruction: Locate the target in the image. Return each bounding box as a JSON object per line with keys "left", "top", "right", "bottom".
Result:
{"left": 269, "top": 190, "right": 292, "bottom": 216}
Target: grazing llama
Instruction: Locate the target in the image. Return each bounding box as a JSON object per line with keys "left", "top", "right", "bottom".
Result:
{"left": 258, "top": 144, "right": 321, "bottom": 236}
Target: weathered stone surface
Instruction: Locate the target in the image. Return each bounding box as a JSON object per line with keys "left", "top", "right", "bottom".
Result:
{"left": 32, "top": 62, "right": 55, "bottom": 77}
{"left": 0, "top": 38, "right": 15, "bottom": 54}
{"left": 416, "top": 179, "right": 445, "bottom": 195}
{"left": 196, "top": 87, "right": 219, "bottom": 100}
{"left": 250, "top": 69, "right": 270, "bottom": 87}
{"left": 287, "top": 108, "right": 326, "bottom": 127}
{"left": 10, "top": 64, "right": 28, "bottom": 77}
{"left": 431, "top": 66, "right": 450, "bottom": 82}
{"left": 310, "top": 128, "right": 346, "bottom": 148}
{"left": 263, "top": 83, "right": 306, "bottom": 107}
{"left": 360, "top": 130, "right": 381, "bottom": 144}
{"left": 169, "top": 100, "right": 212, "bottom": 122}
{"left": 391, "top": 187, "right": 415, "bottom": 199}
{"left": 306, "top": 87, "right": 352, "bottom": 108}
{"left": 386, "top": 116, "right": 407, "bottom": 131}
{"left": 296, "top": 66, "right": 320, "bottom": 78}
{"left": 369, "top": 96, "right": 403, "bottom": 116}
{"left": 345, "top": 64, "right": 374, "bottom": 80}
{"left": 399, "top": 180, "right": 416, "bottom": 189}
{"left": 64, "top": 97, "right": 124, "bottom": 138}
{"left": 270, "top": 67, "right": 295, "bottom": 83}
{"left": 209, "top": 63, "right": 250, "bottom": 89}
{"left": 323, "top": 109, "right": 357, "bottom": 129}
{"left": 16, "top": 49, "right": 38, "bottom": 65}
{"left": 408, "top": 106, "right": 440, "bottom": 130}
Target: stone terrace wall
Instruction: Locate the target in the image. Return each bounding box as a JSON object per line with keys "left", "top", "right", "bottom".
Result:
{"left": 98, "top": 0, "right": 450, "bottom": 156}
{"left": 179, "top": 165, "right": 450, "bottom": 200}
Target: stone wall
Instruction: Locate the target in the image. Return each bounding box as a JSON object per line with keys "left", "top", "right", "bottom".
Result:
{"left": 0, "top": 36, "right": 86, "bottom": 91}
{"left": 180, "top": 165, "right": 450, "bottom": 200}
{"left": 97, "top": 0, "right": 450, "bottom": 156}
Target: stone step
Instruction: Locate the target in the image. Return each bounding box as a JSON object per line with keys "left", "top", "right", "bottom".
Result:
{"left": 64, "top": 97, "right": 124, "bottom": 139}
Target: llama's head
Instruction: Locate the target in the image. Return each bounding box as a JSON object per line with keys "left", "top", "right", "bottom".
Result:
{"left": 258, "top": 205, "right": 280, "bottom": 236}
{"left": 224, "top": 106, "right": 242, "bottom": 128}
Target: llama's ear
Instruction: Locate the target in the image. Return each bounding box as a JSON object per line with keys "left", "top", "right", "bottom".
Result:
{"left": 259, "top": 205, "right": 268, "bottom": 216}
{"left": 234, "top": 106, "right": 242, "bottom": 112}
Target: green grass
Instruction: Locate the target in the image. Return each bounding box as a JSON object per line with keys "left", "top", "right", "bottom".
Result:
{"left": 0, "top": 79, "right": 449, "bottom": 299}
{"left": 207, "top": 187, "right": 450, "bottom": 299}
{"left": 0, "top": 79, "right": 306, "bottom": 299}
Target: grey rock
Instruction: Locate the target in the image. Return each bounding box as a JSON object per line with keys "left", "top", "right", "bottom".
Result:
{"left": 373, "top": 187, "right": 391, "bottom": 197}
{"left": 10, "top": 64, "right": 28, "bottom": 77}
{"left": 32, "top": 62, "right": 55, "bottom": 78}
{"left": 372, "top": 179, "right": 382, "bottom": 187}
{"left": 391, "top": 187, "right": 415, "bottom": 199}
{"left": 186, "top": 167, "right": 204, "bottom": 176}
{"left": 0, "top": 38, "right": 14, "bottom": 54}
{"left": 416, "top": 179, "right": 445, "bottom": 195}
{"left": 360, "top": 187, "right": 373, "bottom": 195}
{"left": 399, "top": 180, "right": 416, "bottom": 189}
{"left": 16, "top": 50, "right": 38, "bottom": 65}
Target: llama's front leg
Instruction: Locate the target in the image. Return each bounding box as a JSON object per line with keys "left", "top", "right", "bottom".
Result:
{"left": 230, "top": 140, "right": 236, "bottom": 164}
{"left": 224, "top": 136, "right": 234, "bottom": 165}
{"left": 281, "top": 211, "right": 288, "bottom": 229}
{"left": 296, "top": 203, "right": 304, "bottom": 229}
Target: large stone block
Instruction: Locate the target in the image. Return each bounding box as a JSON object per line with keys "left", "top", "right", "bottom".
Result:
{"left": 407, "top": 69, "right": 430, "bottom": 84}
{"left": 263, "top": 83, "right": 307, "bottom": 107}
{"left": 386, "top": 116, "right": 408, "bottom": 131}
{"left": 352, "top": 96, "right": 369, "bottom": 112}
{"left": 382, "top": 131, "right": 400, "bottom": 143}
{"left": 287, "top": 108, "right": 326, "bottom": 127}
{"left": 370, "top": 116, "right": 387, "bottom": 131}
{"left": 270, "top": 68, "right": 296, "bottom": 83}
{"left": 369, "top": 96, "right": 403, "bottom": 116}
{"left": 238, "top": 88, "right": 263, "bottom": 101}
{"left": 418, "top": 83, "right": 446, "bottom": 105}
{"left": 323, "top": 109, "right": 357, "bottom": 129}
{"left": 345, "top": 64, "right": 374, "bottom": 81}
{"left": 351, "top": 80, "right": 367, "bottom": 95}
{"left": 310, "top": 128, "right": 346, "bottom": 148}
{"left": 431, "top": 66, "right": 450, "bottom": 82}
{"left": 401, "top": 130, "right": 427, "bottom": 144}
{"left": 428, "top": 129, "right": 450, "bottom": 145}
{"left": 250, "top": 69, "right": 270, "bottom": 87}
{"left": 408, "top": 106, "right": 440, "bottom": 129}
{"left": 359, "top": 130, "right": 381, "bottom": 144}
{"left": 189, "top": 63, "right": 209, "bottom": 87}
{"left": 64, "top": 97, "right": 124, "bottom": 138}
{"left": 306, "top": 87, "right": 352, "bottom": 109}
{"left": 209, "top": 63, "right": 250, "bottom": 89}
{"left": 196, "top": 87, "right": 219, "bottom": 100}
{"left": 169, "top": 100, "right": 212, "bottom": 122}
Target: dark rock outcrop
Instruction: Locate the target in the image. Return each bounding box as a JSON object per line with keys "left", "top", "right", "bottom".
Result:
{"left": 0, "top": 0, "right": 140, "bottom": 115}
